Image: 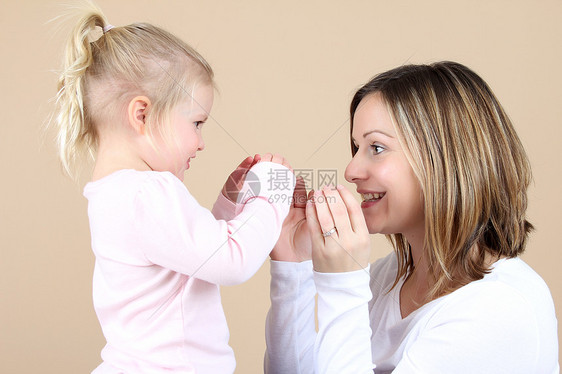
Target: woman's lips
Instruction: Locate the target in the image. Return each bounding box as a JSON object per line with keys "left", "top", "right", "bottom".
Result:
{"left": 360, "top": 192, "right": 385, "bottom": 208}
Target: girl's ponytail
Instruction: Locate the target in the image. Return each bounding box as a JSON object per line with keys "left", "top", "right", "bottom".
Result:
{"left": 54, "top": 6, "right": 108, "bottom": 177}
{"left": 53, "top": 3, "right": 214, "bottom": 179}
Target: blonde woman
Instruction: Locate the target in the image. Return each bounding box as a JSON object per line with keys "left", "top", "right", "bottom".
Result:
{"left": 265, "top": 62, "right": 559, "bottom": 373}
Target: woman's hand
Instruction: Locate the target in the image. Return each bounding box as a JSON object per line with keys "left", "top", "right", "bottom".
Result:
{"left": 270, "top": 177, "right": 313, "bottom": 262}
{"left": 306, "top": 185, "right": 370, "bottom": 273}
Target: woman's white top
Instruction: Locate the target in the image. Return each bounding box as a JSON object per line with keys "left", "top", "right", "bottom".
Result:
{"left": 265, "top": 253, "right": 559, "bottom": 373}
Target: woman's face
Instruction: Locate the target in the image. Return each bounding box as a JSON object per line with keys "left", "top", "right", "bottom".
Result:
{"left": 344, "top": 93, "right": 425, "bottom": 240}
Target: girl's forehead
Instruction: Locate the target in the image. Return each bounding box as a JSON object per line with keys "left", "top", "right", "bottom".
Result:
{"left": 181, "top": 84, "right": 214, "bottom": 112}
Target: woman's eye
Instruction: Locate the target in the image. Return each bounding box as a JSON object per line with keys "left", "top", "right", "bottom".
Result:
{"left": 371, "top": 144, "right": 384, "bottom": 154}
{"left": 194, "top": 121, "right": 204, "bottom": 128}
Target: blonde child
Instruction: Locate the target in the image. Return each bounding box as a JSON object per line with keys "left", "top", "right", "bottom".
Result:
{"left": 54, "top": 4, "right": 295, "bottom": 373}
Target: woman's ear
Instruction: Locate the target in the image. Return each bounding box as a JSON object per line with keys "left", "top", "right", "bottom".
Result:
{"left": 127, "top": 96, "right": 151, "bottom": 135}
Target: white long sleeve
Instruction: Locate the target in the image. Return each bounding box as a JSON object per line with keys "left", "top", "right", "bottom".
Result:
{"left": 314, "top": 268, "right": 375, "bottom": 374}
{"left": 265, "top": 260, "right": 317, "bottom": 374}
{"left": 265, "top": 261, "right": 375, "bottom": 374}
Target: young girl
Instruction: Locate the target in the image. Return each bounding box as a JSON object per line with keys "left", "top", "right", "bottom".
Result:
{"left": 265, "top": 62, "right": 559, "bottom": 373}
{"left": 54, "top": 5, "right": 295, "bottom": 373}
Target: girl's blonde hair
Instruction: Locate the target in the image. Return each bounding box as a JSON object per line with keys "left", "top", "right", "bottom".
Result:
{"left": 54, "top": 2, "right": 214, "bottom": 177}
{"left": 350, "top": 61, "right": 533, "bottom": 301}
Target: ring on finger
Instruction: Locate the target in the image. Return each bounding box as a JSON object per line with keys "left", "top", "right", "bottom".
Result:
{"left": 322, "top": 227, "right": 337, "bottom": 237}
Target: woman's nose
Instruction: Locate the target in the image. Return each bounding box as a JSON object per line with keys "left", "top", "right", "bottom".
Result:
{"left": 345, "top": 152, "right": 368, "bottom": 183}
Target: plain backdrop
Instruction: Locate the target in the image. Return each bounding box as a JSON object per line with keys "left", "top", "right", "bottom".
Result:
{"left": 1, "top": 0, "right": 561, "bottom": 372}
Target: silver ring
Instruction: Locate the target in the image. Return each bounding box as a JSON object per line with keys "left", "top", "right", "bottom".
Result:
{"left": 322, "top": 227, "right": 337, "bottom": 237}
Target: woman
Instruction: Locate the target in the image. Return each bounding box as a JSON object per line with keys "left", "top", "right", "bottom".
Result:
{"left": 264, "top": 61, "right": 559, "bottom": 373}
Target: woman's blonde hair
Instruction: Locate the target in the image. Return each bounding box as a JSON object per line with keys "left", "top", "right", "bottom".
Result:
{"left": 350, "top": 61, "right": 533, "bottom": 300}
{"left": 54, "top": 2, "right": 214, "bottom": 177}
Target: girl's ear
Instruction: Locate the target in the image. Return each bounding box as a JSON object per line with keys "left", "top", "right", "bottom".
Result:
{"left": 127, "top": 96, "right": 152, "bottom": 135}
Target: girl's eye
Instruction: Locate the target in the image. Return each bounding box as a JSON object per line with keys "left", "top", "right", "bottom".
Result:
{"left": 371, "top": 144, "right": 384, "bottom": 154}
{"left": 194, "top": 121, "right": 204, "bottom": 129}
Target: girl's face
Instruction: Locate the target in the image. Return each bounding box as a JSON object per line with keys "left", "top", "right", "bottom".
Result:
{"left": 151, "top": 84, "right": 214, "bottom": 180}
{"left": 344, "top": 93, "right": 424, "bottom": 240}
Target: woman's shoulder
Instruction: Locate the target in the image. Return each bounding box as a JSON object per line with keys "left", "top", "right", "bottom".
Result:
{"left": 479, "top": 257, "right": 556, "bottom": 315}
{"left": 433, "top": 257, "right": 557, "bottom": 334}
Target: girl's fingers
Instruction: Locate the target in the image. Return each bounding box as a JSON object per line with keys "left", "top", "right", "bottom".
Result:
{"left": 251, "top": 154, "right": 261, "bottom": 166}
{"left": 238, "top": 156, "right": 253, "bottom": 169}
{"left": 237, "top": 156, "right": 254, "bottom": 172}
{"left": 253, "top": 153, "right": 292, "bottom": 172}
{"left": 271, "top": 154, "right": 284, "bottom": 165}
{"left": 280, "top": 157, "right": 293, "bottom": 172}
{"left": 336, "top": 185, "right": 368, "bottom": 235}
{"left": 322, "top": 186, "right": 353, "bottom": 235}
{"left": 230, "top": 156, "right": 254, "bottom": 187}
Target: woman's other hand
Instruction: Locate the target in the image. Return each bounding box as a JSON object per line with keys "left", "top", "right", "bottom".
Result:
{"left": 270, "top": 177, "right": 312, "bottom": 262}
{"left": 306, "top": 185, "right": 370, "bottom": 272}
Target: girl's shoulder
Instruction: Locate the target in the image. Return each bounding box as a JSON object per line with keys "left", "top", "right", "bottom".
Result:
{"left": 84, "top": 169, "right": 185, "bottom": 198}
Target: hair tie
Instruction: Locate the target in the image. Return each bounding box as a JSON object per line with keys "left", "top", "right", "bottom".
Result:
{"left": 103, "top": 24, "right": 114, "bottom": 33}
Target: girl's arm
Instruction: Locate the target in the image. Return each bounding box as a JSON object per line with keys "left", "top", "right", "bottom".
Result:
{"left": 134, "top": 161, "right": 295, "bottom": 286}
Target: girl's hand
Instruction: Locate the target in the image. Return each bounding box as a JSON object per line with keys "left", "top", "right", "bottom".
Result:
{"left": 270, "top": 177, "right": 312, "bottom": 262}
{"left": 257, "top": 153, "right": 293, "bottom": 172}
{"left": 221, "top": 155, "right": 260, "bottom": 203}
{"left": 306, "top": 185, "right": 370, "bottom": 273}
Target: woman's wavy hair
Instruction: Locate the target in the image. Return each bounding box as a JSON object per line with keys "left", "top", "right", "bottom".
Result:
{"left": 53, "top": 2, "right": 214, "bottom": 178}
{"left": 350, "top": 61, "right": 533, "bottom": 300}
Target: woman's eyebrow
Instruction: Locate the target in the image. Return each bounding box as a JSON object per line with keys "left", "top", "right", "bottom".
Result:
{"left": 352, "top": 129, "right": 394, "bottom": 143}
{"left": 363, "top": 129, "right": 394, "bottom": 138}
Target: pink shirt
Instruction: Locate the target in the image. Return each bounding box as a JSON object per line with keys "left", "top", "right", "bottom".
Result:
{"left": 83, "top": 162, "right": 294, "bottom": 373}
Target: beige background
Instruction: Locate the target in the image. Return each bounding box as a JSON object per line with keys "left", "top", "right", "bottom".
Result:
{"left": 1, "top": 0, "right": 561, "bottom": 372}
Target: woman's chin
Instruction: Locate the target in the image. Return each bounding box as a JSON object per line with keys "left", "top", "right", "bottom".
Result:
{"left": 366, "top": 225, "right": 382, "bottom": 235}
{"left": 366, "top": 223, "right": 392, "bottom": 235}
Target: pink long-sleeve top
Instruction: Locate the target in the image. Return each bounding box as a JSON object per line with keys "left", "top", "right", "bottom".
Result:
{"left": 83, "top": 162, "right": 295, "bottom": 373}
